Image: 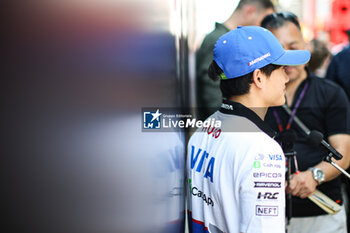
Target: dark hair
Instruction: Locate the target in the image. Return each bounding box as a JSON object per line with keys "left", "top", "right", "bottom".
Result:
{"left": 308, "top": 39, "right": 330, "bottom": 73}
{"left": 236, "top": 0, "right": 275, "bottom": 11}
{"left": 261, "top": 12, "right": 301, "bottom": 31}
{"left": 345, "top": 29, "right": 350, "bottom": 41}
{"left": 208, "top": 61, "right": 281, "bottom": 98}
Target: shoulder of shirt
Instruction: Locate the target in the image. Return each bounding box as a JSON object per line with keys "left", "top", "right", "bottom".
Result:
{"left": 309, "top": 73, "right": 343, "bottom": 91}
{"left": 333, "top": 45, "right": 350, "bottom": 58}
{"left": 222, "top": 131, "right": 281, "bottom": 154}
{"left": 200, "top": 23, "right": 230, "bottom": 46}
{"left": 220, "top": 112, "right": 260, "bottom": 131}
{"left": 218, "top": 114, "right": 275, "bottom": 140}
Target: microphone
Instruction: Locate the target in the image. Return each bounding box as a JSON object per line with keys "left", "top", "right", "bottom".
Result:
{"left": 277, "top": 129, "right": 297, "bottom": 153}
{"left": 307, "top": 130, "right": 343, "bottom": 160}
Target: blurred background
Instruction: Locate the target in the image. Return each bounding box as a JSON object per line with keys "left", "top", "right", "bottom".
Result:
{"left": 3, "top": 0, "right": 350, "bottom": 232}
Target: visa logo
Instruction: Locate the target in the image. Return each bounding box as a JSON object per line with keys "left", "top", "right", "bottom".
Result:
{"left": 190, "top": 145, "right": 215, "bottom": 183}
{"left": 268, "top": 154, "right": 283, "bottom": 161}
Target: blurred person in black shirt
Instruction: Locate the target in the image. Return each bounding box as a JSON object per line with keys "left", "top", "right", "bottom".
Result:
{"left": 326, "top": 28, "right": 350, "bottom": 233}
{"left": 262, "top": 12, "right": 350, "bottom": 233}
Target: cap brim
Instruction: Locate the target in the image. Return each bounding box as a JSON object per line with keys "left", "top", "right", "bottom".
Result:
{"left": 272, "top": 50, "right": 310, "bottom": 66}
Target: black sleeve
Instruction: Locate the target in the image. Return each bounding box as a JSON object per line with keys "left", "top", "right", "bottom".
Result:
{"left": 325, "top": 56, "right": 338, "bottom": 82}
{"left": 325, "top": 84, "right": 350, "bottom": 137}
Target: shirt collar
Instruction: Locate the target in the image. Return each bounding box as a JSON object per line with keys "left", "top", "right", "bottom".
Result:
{"left": 305, "top": 66, "right": 312, "bottom": 79}
{"left": 215, "top": 22, "right": 230, "bottom": 32}
{"left": 219, "top": 100, "right": 277, "bottom": 138}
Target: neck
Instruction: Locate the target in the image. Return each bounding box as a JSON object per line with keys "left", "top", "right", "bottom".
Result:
{"left": 224, "top": 12, "right": 242, "bottom": 30}
{"left": 228, "top": 95, "right": 268, "bottom": 120}
{"left": 285, "top": 69, "right": 308, "bottom": 106}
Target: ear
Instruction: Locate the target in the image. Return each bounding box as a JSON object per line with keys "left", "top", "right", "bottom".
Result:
{"left": 252, "top": 69, "right": 265, "bottom": 89}
{"left": 243, "top": 5, "right": 257, "bottom": 17}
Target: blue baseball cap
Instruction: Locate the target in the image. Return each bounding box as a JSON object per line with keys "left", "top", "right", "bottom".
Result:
{"left": 213, "top": 26, "right": 311, "bottom": 79}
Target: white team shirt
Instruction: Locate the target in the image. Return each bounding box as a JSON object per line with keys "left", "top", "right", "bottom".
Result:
{"left": 187, "top": 102, "right": 285, "bottom": 233}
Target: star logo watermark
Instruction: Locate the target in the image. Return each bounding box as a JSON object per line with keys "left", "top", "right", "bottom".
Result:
{"left": 143, "top": 109, "right": 162, "bottom": 129}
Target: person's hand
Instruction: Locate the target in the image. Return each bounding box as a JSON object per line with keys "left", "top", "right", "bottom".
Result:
{"left": 287, "top": 170, "right": 318, "bottom": 199}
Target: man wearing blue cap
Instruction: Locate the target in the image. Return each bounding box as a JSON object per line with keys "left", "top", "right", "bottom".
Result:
{"left": 196, "top": 0, "right": 275, "bottom": 121}
{"left": 187, "top": 26, "right": 310, "bottom": 233}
